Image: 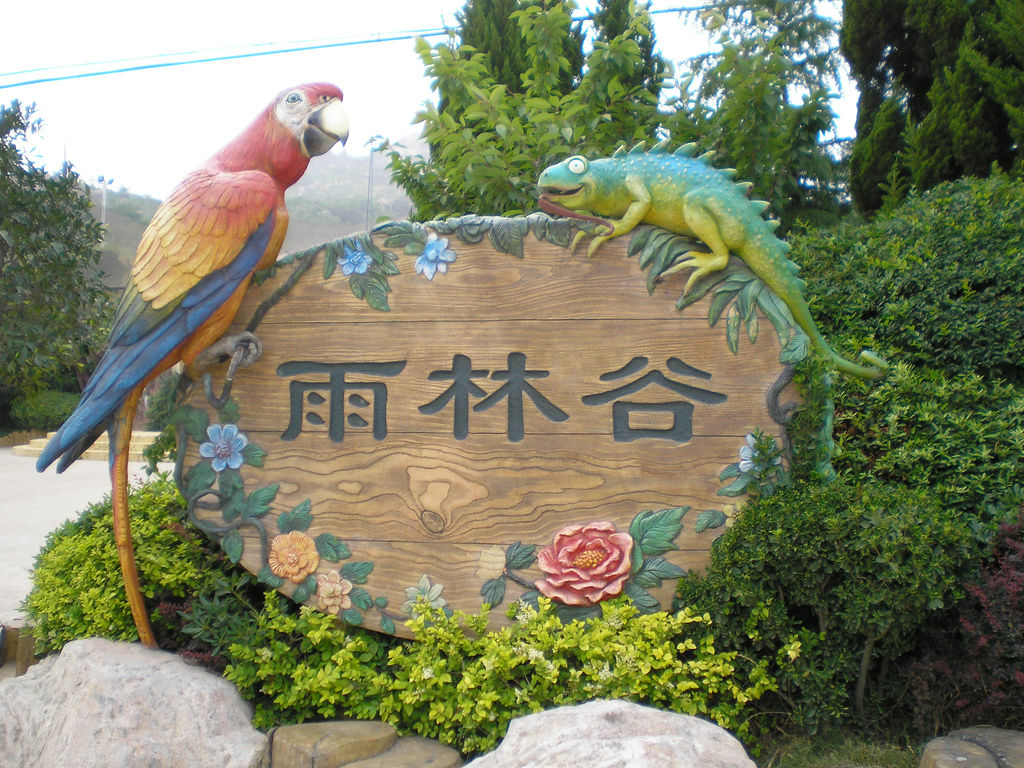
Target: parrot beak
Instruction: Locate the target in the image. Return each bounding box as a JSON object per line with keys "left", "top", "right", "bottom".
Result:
{"left": 303, "top": 99, "right": 349, "bottom": 157}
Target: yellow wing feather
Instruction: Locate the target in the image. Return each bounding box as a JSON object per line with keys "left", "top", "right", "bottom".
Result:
{"left": 131, "top": 169, "right": 278, "bottom": 311}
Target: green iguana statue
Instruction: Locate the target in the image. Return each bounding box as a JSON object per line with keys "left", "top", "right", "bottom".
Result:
{"left": 537, "top": 141, "right": 888, "bottom": 380}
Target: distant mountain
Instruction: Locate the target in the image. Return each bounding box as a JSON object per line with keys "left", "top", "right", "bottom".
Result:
{"left": 89, "top": 150, "right": 415, "bottom": 289}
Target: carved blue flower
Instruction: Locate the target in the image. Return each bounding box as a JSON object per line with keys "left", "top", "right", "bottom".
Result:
{"left": 199, "top": 423, "right": 248, "bottom": 472}
{"left": 415, "top": 233, "right": 456, "bottom": 280}
{"left": 339, "top": 242, "right": 370, "bottom": 276}
{"left": 738, "top": 433, "right": 757, "bottom": 474}
{"left": 738, "top": 431, "right": 783, "bottom": 474}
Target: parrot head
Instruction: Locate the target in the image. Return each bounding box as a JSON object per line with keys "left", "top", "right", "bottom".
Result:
{"left": 273, "top": 82, "right": 350, "bottom": 157}
{"left": 211, "top": 82, "right": 349, "bottom": 185}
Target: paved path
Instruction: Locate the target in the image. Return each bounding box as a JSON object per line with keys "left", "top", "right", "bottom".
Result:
{"left": 0, "top": 447, "right": 159, "bottom": 625}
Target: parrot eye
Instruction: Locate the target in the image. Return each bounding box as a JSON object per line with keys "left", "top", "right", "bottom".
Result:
{"left": 567, "top": 157, "right": 588, "bottom": 175}
{"left": 285, "top": 91, "right": 303, "bottom": 106}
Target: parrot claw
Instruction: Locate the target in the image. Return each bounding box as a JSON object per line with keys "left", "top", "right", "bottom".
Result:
{"left": 199, "top": 332, "right": 263, "bottom": 408}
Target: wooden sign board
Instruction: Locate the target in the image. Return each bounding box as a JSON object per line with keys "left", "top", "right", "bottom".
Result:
{"left": 176, "top": 216, "right": 797, "bottom": 636}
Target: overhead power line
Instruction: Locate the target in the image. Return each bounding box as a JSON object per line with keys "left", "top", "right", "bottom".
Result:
{"left": 0, "top": 6, "right": 701, "bottom": 91}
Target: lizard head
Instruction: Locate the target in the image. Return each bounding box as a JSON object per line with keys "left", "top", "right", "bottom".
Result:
{"left": 537, "top": 156, "right": 595, "bottom": 216}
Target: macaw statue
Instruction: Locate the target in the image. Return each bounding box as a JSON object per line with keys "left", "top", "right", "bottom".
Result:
{"left": 36, "top": 83, "right": 349, "bottom": 647}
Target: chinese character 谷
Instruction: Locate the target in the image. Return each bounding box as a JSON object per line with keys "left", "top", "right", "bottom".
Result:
{"left": 582, "top": 356, "right": 727, "bottom": 442}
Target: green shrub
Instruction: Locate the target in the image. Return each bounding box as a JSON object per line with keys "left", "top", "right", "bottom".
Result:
{"left": 10, "top": 389, "right": 79, "bottom": 430}
{"left": 674, "top": 479, "right": 978, "bottom": 732}
{"left": 832, "top": 363, "right": 1024, "bottom": 517}
{"left": 24, "top": 475, "right": 221, "bottom": 654}
{"left": 792, "top": 173, "right": 1024, "bottom": 381}
{"left": 225, "top": 595, "right": 790, "bottom": 756}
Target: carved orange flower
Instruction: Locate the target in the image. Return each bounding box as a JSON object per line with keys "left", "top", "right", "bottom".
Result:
{"left": 316, "top": 570, "right": 354, "bottom": 615}
{"left": 268, "top": 531, "right": 320, "bottom": 583}
{"left": 534, "top": 521, "right": 633, "bottom": 606}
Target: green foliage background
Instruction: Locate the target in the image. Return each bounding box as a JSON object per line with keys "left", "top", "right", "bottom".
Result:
{"left": 0, "top": 102, "right": 112, "bottom": 407}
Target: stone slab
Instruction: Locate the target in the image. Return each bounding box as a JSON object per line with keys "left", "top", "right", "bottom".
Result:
{"left": 271, "top": 720, "right": 398, "bottom": 767}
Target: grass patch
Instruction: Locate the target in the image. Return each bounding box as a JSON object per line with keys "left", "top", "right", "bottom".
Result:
{"left": 758, "top": 733, "right": 919, "bottom": 768}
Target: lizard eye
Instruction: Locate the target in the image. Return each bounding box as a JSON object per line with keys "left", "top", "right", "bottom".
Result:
{"left": 567, "top": 156, "right": 587, "bottom": 175}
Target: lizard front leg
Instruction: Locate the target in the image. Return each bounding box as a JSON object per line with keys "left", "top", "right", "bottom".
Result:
{"left": 585, "top": 175, "right": 651, "bottom": 257}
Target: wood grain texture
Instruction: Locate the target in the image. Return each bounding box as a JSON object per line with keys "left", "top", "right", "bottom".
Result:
{"left": 181, "top": 222, "right": 797, "bottom": 635}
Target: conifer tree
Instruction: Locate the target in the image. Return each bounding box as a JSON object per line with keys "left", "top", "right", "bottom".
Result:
{"left": 591, "top": 0, "right": 668, "bottom": 97}
{"left": 842, "top": 0, "right": 1021, "bottom": 214}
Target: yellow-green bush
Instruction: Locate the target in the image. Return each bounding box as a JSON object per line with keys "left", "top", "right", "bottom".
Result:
{"left": 24, "top": 475, "right": 218, "bottom": 653}
{"left": 224, "top": 595, "right": 791, "bottom": 757}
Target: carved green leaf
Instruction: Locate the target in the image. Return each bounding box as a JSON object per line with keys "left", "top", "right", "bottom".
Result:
{"left": 184, "top": 461, "right": 216, "bottom": 496}
{"left": 757, "top": 290, "right": 796, "bottom": 345}
{"left": 718, "top": 474, "right": 753, "bottom": 497}
{"left": 726, "top": 303, "right": 742, "bottom": 354}
{"left": 244, "top": 484, "right": 279, "bottom": 519}
{"left": 379, "top": 614, "right": 396, "bottom": 634}
{"left": 708, "top": 286, "right": 739, "bottom": 326}
{"left": 257, "top": 564, "right": 284, "bottom": 589}
{"left": 554, "top": 603, "right": 602, "bottom": 622}
{"left": 340, "top": 561, "right": 374, "bottom": 584}
{"left": 242, "top": 442, "right": 266, "bottom": 468}
{"left": 350, "top": 587, "right": 373, "bottom": 611}
{"left": 341, "top": 608, "right": 364, "bottom": 626}
{"left": 277, "top": 499, "right": 313, "bottom": 533}
{"left": 624, "top": 581, "right": 661, "bottom": 614}
{"left": 696, "top": 509, "right": 728, "bottom": 533}
{"left": 349, "top": 273, "right": 391, "bottom": 312}
{"left": 628, "top": 227, "right": 654, "bottom": 256}
{"left": 218, "top": 469, "right": 245, "bottom": 522}
{"left": 315, "top": 533, "right": 350, "bottom": 561}
{"left": 719, "top": 463, "right": 742, "bottom": 480}
{"left": 323, "top": 247, "right": 337, "bottom": 279}
{"left": 292, "top": 574, "right": 317, "bottom": 604}
{"left": 529, "top": 213, "right": 572, "bottom": 247}
{"left": 174, "top": 406, "right": 210, "bottom": 443}
{"left": 781, "top": 332, "right": 810, "bottom": 364}
{"left": 633, "top": 556, "right": 687, "bottom": 588}
{"left": 746, "top": 309, "right": 759, "bottom": 345}
{"left": 505, "top": 541, "right": 537, "bottom": 571}
{"left": 628, "top": 507, "right": 688, "bottom": 557}
{"left": 488, "top": 218, "right": 528, "bottom": 258}
{"left": 382, "top": 232, "right": 424, "bottom": 249}
{"left": 221, "top": 530, "right": 244, "bottom": 564}
{"left": 481, "top": 577, "right": 507, "bottom": 607}
{"left": 375, "top": 595, "right": 388, "bottom": 609}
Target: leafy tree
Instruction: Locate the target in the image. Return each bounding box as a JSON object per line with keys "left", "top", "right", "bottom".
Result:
{"left": 664, "top": 0, "right": 846, "bottom": 231}
{"left": 0, "top": 102, "right": 111, "bottom": 404}
{"left": 842, "top": 0, "right": 1021, "bottom": 214}
{"left": 378, "top": 0, "right": 665, "bottom": 219}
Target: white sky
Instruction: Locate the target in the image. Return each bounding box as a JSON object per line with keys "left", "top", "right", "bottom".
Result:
{"left": 2, "top": 1, "right": 854, "bottom": 200}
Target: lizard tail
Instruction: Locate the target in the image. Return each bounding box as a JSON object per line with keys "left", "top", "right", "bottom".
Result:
{"left": 787, "top": 290, "right": 889, "bottom": 379}
{"left": 745, "top": 234, "right": 889, "bottom": 381}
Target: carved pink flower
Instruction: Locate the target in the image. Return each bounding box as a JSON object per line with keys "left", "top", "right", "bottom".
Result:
{"left": 316, "top": 571, "right": 354, "bottom": 615}
{"left": 268, "top": 531, "right": 320, "bottom": 584}
{"left": 534, "top": 521, "right": 634, "bottom": 606}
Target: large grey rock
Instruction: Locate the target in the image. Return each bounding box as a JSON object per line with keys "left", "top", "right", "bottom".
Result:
{"left": 921, "top": 727, "right": 1024, "bottom": 768}
{"left": 464, "top": 699, "right": 755, "bottom": 768}
{"left": 0, "top": 637, "right": 266, "bottom": 767}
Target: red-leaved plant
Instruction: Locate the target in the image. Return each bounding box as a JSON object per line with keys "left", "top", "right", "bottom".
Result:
{"left": 908, "top": 511, "right": 1024, "bottom": 734}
